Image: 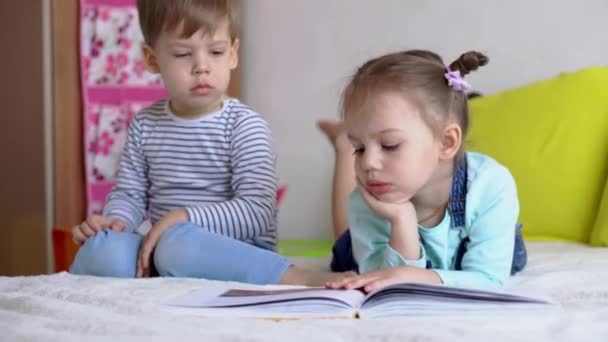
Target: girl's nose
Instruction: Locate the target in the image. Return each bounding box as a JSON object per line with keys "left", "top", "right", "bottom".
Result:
{"left": 360, "top": 150, "right": 381, "bottom": 171}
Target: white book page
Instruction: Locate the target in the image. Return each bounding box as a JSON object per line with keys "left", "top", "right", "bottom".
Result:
{"left": 167, "top": 287, "right": 366, "bottom": 310}
{"left": 362, "top": 300, "right": 558, "bottom": 319}
{"left": 166, "top": 300, "right": 357, "bottom": 319}
{"left": 362, "top": 283, "right": 552, "bottom": 308}
{"left": 358, "top": 283, "right": 555, "bottom": 319}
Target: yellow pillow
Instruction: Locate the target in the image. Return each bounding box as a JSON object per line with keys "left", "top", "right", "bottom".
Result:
{"left": 590, "top": 179, "right": 608, "bottom": 246}
{"left": 468, "top": 67, "right": 608, "bottom": 242}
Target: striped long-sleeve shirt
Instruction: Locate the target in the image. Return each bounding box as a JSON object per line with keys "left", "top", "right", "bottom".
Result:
{"left": 103, "top": 98, "right": 278, "bottom": 249}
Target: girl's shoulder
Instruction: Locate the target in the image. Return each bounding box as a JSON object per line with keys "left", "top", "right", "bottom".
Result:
{"left": 466, "top": 152, "right": 516, "bottom": 190}
{"left": 465, "top": 151, "right": 519, "bottom": 224}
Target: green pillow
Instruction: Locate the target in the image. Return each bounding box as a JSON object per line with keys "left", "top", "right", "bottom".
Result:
{"left": 277, "top": 239, "right": 333, "bottom": 257}
{"left": 468, "top": 67, "right": 608, "bottom": 242}
{"left": 590, "top": 179, "right": 608, "bottom": 246}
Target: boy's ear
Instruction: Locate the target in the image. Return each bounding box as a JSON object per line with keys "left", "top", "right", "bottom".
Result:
{"left": 142, "top": 44, "right": 160, "bottom": 74}
{"left": 229, "top": 38, "right": 239, "bottom": 70}
{"left": 439, "top": 122, "right": 462, "bottom": 160}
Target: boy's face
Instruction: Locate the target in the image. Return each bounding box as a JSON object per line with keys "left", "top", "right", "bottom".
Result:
{"left": 143, "top": 19, "right": 239, "bottom": 117}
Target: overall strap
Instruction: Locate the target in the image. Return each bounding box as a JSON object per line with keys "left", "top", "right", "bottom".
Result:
{"left": 426, "top": 154, "right": 469, "bottom": 270}
{"left": 448, "top": 154, "right": 468, "bottom": 228}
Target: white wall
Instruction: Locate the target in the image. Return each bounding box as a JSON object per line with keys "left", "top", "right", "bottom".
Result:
{"left": 241, "top": 0, "right": 608, "bottom": 240}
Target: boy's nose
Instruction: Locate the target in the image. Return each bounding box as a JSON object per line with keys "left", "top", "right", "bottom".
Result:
{"left": 192, "top": 57, "right": 210, "bottom": 74}
{"left": 193, "top": 65, "right": 209, "bottom": 74}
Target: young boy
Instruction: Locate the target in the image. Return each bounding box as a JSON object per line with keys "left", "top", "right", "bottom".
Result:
{"left": 71, "top": 0, "right": 349, "bottom": 286}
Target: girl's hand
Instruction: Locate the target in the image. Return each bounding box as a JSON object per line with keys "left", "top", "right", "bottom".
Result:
{"left": 358, "top": 179, "right": 421, "bottom": 259}
{"left": 326, "top": 266, "right": 442, "bottom": 293}
{"left": 72, "top": 215, "right": 124, "bottom": 245}
{"left": 357, "top": 179, "right": 417, "bottom": 225}
{"left": 136, "top": 209, "right": 187, "bottom": 278}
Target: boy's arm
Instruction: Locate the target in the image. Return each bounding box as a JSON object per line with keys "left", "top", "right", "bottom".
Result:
{"left": 185, "top": 115, "right": 277, "bottom": 240}
{"left": 102, "top": 117, "right": 149, "bottom": 233}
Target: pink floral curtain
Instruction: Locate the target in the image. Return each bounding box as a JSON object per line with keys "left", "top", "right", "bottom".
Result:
{"left": 81, "top": 0, "right": 167, "bottom": 215}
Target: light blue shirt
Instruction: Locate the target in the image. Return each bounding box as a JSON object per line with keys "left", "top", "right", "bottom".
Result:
{"left": 349, "top": 152, "right": 519, "bottom": 288}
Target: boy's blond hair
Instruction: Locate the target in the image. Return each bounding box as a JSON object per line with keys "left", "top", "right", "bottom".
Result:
{"left": 137, "top": 0, "right": 240, "bottom": 47}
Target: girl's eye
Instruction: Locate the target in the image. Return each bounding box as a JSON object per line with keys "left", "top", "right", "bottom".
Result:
{"left": 382, "top": 144, "right": 400, "bottom": 151}
{"left": 174, "top": 53, "right": 191, "bottom": 58}
{"left": 211, "top": 50, "right": 225, "bottom": 56}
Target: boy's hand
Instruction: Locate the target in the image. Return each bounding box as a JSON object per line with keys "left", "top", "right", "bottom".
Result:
{"left": 136, "top": 209, "right": 188, "bottom": 278}
{"left": 325, "top": 266, "right": 442, "bottom": 293}
{"left": 72, "top": 215, "right": 124, "bottom": 245}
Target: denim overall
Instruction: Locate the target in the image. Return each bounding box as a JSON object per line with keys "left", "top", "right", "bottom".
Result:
{"left": 330, "top": 154, "right": 527, "bottom": 275}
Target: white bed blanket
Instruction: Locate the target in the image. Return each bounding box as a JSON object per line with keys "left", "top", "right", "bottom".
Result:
{"left": 1, "top": 242, "right": 608, "bottom": 341}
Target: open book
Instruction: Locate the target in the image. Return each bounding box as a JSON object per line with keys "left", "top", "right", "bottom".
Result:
{"left": 166, "top": 283, "right": 553, "bottom": 319}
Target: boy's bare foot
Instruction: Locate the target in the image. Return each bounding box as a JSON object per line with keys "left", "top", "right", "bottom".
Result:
{"left": 317, "top": 120, "right": 351, "bottom": 152}
{"left": 280, "top": 266, "right": 357, "bottom": 287}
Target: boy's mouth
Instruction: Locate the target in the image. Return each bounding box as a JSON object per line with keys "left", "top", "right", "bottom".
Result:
{"left": 191, "top": 83, "right": 213, "bottom": 95}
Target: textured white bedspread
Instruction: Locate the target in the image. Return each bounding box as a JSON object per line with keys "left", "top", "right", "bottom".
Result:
{"left": 2, "top": 242, "right": 608, "bottom": 341}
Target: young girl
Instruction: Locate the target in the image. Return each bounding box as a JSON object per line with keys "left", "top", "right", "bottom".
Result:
{"left": 320, "top": 50, "right": 527, "bottom": 292}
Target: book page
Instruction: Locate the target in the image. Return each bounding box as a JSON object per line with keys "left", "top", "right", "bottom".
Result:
{"left": 167, "top": 287, "right": 366, "bottom": 310}
{"left": 359, "top": 283, "right": 553, "bottom": 318}
{"left": 362, "top": 283, "right": 552, "bottom": 307}
{"left": 166, "top": 300, "right": 358, "bottom": 319}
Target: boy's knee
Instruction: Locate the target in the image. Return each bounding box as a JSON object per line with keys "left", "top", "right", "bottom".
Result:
{"left": 154, "top": 223, "right": 195, "bottom": 277}
{"left": 70, "top": 230, "right": 141, "bottom": 278}
{"left": 154, "top": 223, "right": 211, "bottom": 277}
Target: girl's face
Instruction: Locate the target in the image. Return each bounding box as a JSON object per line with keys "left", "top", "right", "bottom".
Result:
{"left": 345, "top": 92, "right": 442, "bottom": 203}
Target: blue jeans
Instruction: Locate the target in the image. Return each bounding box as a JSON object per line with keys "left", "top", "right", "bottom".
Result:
{"left": 70, "top": 222, "right": 291, "bottom": 284}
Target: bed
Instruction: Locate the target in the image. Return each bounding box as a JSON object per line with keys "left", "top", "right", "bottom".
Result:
{"left": 2, "top": 241, "right": 607, "bottom": 341}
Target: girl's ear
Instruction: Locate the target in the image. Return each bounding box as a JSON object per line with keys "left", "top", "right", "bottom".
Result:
{"left": 142, "top": 44, "right": 160, "bottom": 74}
{"left": 439, "top": 123, "right": 462, "bottom": 160}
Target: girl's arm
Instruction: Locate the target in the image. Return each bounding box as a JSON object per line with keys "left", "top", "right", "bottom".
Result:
{"left": 349, "top": 189, "right": 429, "bottom": 273}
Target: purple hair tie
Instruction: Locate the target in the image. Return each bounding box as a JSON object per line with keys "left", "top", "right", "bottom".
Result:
{"left": 444, "top": 68, "right": 471, "bottom": 92}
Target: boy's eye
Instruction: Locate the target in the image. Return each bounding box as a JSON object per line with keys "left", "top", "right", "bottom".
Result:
{"left": 173, "top": 53, "right": 191, "bottom": 58}
{"left": 211, "top": 50, "right": 226, "bottom": 56}
{"left": 382, "top": 144, "right": 400, "bottom": 151}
